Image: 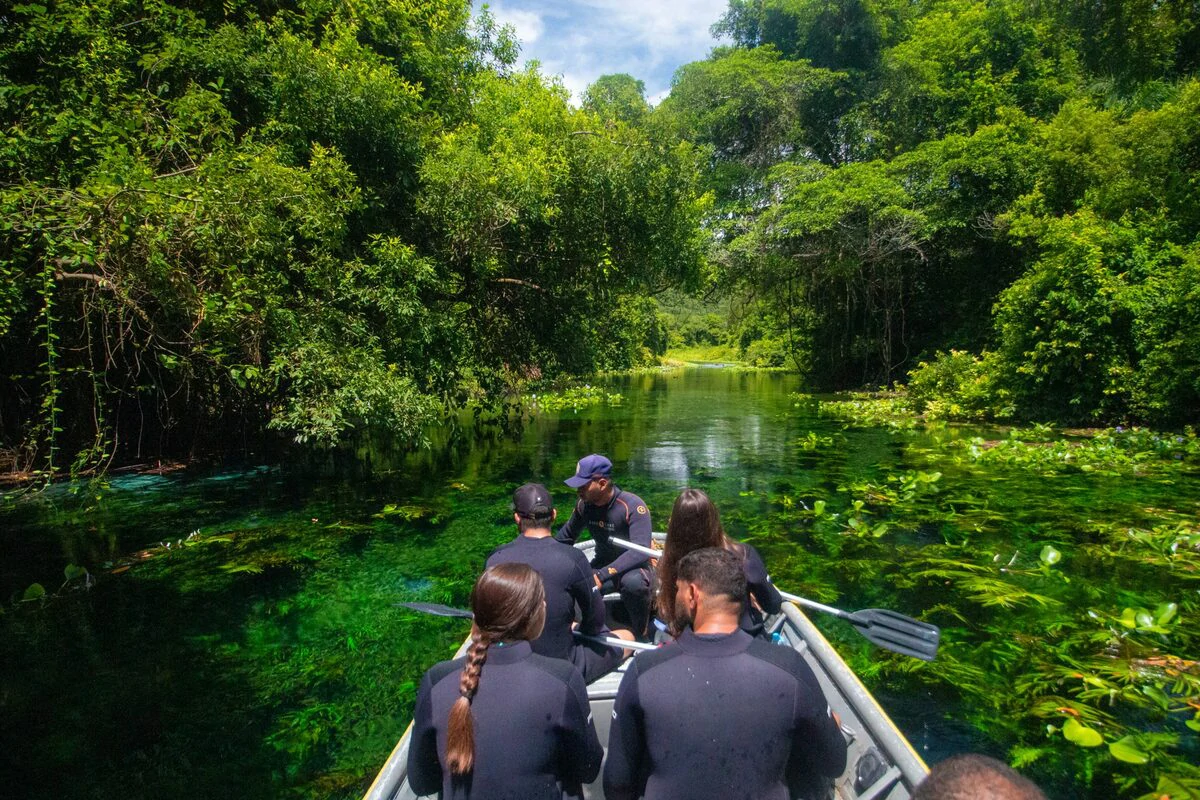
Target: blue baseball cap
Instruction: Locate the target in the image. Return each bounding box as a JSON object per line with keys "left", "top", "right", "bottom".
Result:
{"left": 564, "top": 454, "right": 612, "bottom": 488}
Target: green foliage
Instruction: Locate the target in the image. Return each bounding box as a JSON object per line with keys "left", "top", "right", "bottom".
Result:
{"left": 582, "top": 74, "right": 649, "bottom": 125}
{"left": 907, "top": 350, "right": 1010, "bottom": 421}
{"left": 0, "top": 0, "right": 708, "bottom": 473}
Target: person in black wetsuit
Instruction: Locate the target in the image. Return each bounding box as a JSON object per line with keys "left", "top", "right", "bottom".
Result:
{"left": 657, "top": 488, "right": 783, "bottom": 637}
{"left": 554, "top": 454, "right": 654, "bottom": 639}
{"left": 486, "top": 482, "right": 633, "bottom": 683}
{"left": 913, "top": 754, "right": 1047, "bottom": 800}
{"left": 407, "top": 563, "right": 603, "bottom": 800}
{"left": 603, "top": 548, "right": 847, "bottom": 800}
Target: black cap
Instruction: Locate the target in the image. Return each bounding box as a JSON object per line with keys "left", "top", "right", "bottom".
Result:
{"left": 513, "top": 483, "right": 554, "bottom": 519}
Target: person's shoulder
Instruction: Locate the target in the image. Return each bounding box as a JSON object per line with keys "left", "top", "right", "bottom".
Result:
{"left": 613, "top": 490, "right": 650, "bottom": 518}
{"left": 485, "top": 537, "right": 520, "bottom": 565}
{"left": 631, "top": 640, "right": 685, "bottom": 675}
{"left": 425, "top": 655, "right": 466, "bottom": 687}
{"left": 526, "top": 651, "right": 582, "bottom": 686}
{"left": 745, "top": 637, "right": 808, "bottom": 678}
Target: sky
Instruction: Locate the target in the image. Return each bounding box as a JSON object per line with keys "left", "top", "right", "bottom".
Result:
{"left": 475, "top": 1, "right": 731, "bottom": 105}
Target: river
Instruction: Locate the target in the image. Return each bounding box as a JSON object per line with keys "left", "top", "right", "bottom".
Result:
{"left": 2, "top": 367, "right": 1197, "bottom": 798}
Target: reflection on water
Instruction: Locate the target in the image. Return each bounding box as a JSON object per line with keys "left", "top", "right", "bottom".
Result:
{"left": 1, "top": 368, "right": 1197, "bottom": 799}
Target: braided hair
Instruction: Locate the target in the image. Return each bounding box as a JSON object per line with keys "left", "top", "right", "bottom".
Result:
{"left": 445, "top": 563, "right": 546, "bottom": 776}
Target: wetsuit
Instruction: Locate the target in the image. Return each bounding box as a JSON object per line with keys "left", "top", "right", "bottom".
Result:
{"left": 740, "top": 543, "right": 783, "bottom": 637}
{"left": 408, "top": 640, "right": 603, "bottom": 800}
{"left": 555, "top": 487, "right": 653, "bottom": 637}
{"left": 485, "top": 535, "right": 624, "bottom": 683}
{"left": 603, "top": 628, "right": 848, "bottom": 800}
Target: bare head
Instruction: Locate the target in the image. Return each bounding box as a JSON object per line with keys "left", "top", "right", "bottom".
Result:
{"left": 446, "top": 564, "right": 547, "bottom": 776}
{"left": 913, "top": 754, "right": 1047, "bottom": 800}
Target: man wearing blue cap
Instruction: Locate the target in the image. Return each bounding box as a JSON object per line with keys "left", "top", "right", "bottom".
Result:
{"left": 556, "top": 454, "right": 654, "bottom": 639}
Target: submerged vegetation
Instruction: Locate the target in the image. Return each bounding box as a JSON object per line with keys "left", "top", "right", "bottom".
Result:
{"left": 2, "top": 369, "right": 1198, "bottom": 798}
{"left": 755, "top": 396, "right": 1200, "bottom": 798}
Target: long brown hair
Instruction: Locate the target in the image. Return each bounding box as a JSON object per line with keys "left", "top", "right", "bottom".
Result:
{"left": 446, "top": 563, "right": 547, "bottom": 776}
{"left": 657, "top": 488, "right": 744, "bottom": 634}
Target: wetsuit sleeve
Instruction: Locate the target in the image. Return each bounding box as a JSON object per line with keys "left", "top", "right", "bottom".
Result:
{"left": 570, "top": 557, "right": 606, "bottom": 637}
{"left": 786, "top": 657, "right": 848, "bottom": 790}
{"left": 601, "top": 498, "right": 653, "bottom": 579}
{"left": 602, "top": 659, "right": 647, "bottom": 800}
{"left": 555, "top": 502, "right": 586, "bottom": 545}
{"left": 745, "top": 545, "right": 783, "bottom": 615}
{"left": 557, "top": 666, "right": 604, "bottom": 785}
{"left": 406, "top": 669, "right": 443, "bottom": 796}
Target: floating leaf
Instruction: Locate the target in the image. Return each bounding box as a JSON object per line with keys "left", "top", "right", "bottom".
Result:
{"left": 1186, "top": 719, "right": 1200, "bottom": 732}
{"left": 1135, "top": 608, "right": 1155, "bottom": 628}
{"left": 22, "top": 583, "right": 46, "bottom": 601}
{"left": 1063, "top": 718, "right": 1103, "bottom": 747}
{"left": 812, "top": 500, "right": 826, "bottom": 516}
{"left": 1108, "top": 737, "right": 1149, "bottom": 764}
{"left": 63, "top": 563, "right": 87, "bottom": 581}
{"left": 1040, "top": 545, "right": 1062, "bottom": 565}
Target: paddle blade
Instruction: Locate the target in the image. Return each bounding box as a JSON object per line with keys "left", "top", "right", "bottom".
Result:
{"left": 847, "top": 608, "right": 940, "bottom": 661}
{"left": 395, "top": 602, "right": 473, "bottom": 619}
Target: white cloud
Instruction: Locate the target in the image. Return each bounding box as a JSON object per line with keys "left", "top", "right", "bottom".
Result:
{"left": 489, "top": 5, "right": 545, "bottom": 46}
{"left": 475, "top": 0, "right": 729, "bottom": 104}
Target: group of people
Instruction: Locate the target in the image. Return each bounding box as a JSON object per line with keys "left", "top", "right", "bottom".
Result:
{"left": 406, "top": 453, "right": 1048, "bottom": 800}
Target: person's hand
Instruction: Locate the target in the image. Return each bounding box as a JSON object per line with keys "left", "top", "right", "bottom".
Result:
{"left": 593, "top": 573, "right": 602, "bottom": 589}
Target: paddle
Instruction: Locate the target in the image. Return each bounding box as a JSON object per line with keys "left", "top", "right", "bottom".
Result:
{"left": 605, "top": 536, "right": 940, "bottom": 661}
{"left": 394, "top": 602, "right": 655, "bottom": 652}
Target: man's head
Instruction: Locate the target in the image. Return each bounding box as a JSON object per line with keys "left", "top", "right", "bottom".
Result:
{"left": 512, "top": 482, "right": 556, "bottom": 532}
{"left": 672, "top": 547, "right": 746, "bottom": 631}
{"left": 913, "top": 754, "right": 1046, "bottom": 800}
{"left": 564, "top": 454, "right": 614, "bottom": 504}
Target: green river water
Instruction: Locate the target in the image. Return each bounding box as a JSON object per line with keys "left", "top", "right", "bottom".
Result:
{"left": 2, "top": 368, "right": 1197, "bottom": 799}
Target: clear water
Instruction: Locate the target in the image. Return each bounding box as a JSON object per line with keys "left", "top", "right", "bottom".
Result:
{"left": 1, "top": 368, "right": 1196, "bottom": 798}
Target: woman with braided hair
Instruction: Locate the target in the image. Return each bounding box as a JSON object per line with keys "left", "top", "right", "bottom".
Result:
{"left": 407, "top": 563, "right": 603, "bottom": 799}
{"left": 657, "top": 488, "right": 783, "bottom": 638}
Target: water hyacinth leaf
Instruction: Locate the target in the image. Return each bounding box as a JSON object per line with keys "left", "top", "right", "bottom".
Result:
{"left": 1155, "top": 602, "right": 1178, "bottom": 626}
{"left": 1040, "top": 545, "right": 1062, "bottom": 565}
{"left": 1135, "top": 608, "right": 1155, "bottom": 628}
{"left": 1108, "top": 737, "right": 1150, "bottom": 764}
{"left": 63, "top": 563, "right": 87, "bottom": 581}
{"left": 1120, "top": 607, "right": 1140, "bottom": 629}
{"left": 1063, "top": 718, "right": 1104, "bottom": 747}
{"left": 813, "top": 500, "right": 826, "bottom": 516}
{"left": 22, "top": 583, "right": 46, "bottom": 601}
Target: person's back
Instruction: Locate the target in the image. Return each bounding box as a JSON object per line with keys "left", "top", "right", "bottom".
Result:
{"left": 913, "top": 754, "right": 1046, "bottom": 800}
{"left": 412, "top": 643, "right": 599, "bottom": 799}
{"left": 604, "top": 548, "right": 847, "bottom": 800}
{"left": 486, "top": 483, "right": 630, "bottom": 683}
{"left": 486, "top": 533, "right": 598, "bottom": 659}
{"left": 408, "top": 563, "right": 602, "bottom": 800}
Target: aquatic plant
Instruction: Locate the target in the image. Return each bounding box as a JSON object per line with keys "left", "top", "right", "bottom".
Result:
{"left": 521, "top": 385, "right": 624, "bottom": 412}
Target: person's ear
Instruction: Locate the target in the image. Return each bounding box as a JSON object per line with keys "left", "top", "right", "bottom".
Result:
{"left": 551, "top": 508, "right": 558, "bottom": 522}
{"left": 513, "top": 512, "right": 521, "bottom": 526}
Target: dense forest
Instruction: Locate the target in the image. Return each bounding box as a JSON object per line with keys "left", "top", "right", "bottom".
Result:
{"left": 659, "top": 0, "right": 1200, "bottom": 427}
{"left": 0, "top": 0, "right": 707, "bottom": 476}
{"left": 3, "top": 0, "right": 1199, "bottom": 478}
